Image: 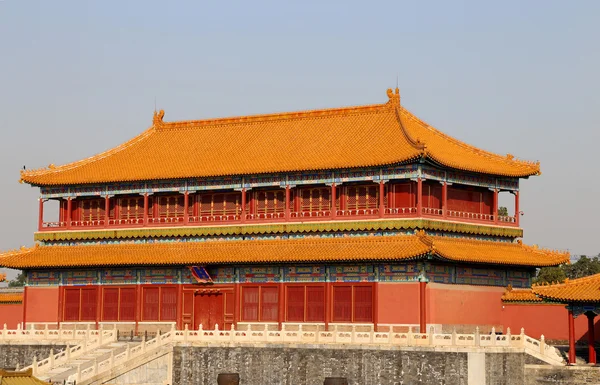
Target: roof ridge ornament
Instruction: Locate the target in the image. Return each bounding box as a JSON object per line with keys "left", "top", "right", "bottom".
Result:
{"left": 386, "top": 88, "right": 400, "bottom": 106}
{"left": 153, "top": 109, "right": 165, "bottom": 126}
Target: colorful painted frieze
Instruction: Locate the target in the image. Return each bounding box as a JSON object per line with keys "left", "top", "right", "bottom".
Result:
{"left": 62, "top": 270, "right": 99, "bottom": 286}
{"left": 506, "top": 269, "right": 532, "bottom": 288}
{"left": 497, "top": 177, "right": 519, "bottom": 191}
{"left": 421, "top": 166, "right": 445, "bottom": 182}
{"left": 427, "top": 264, "right": 454, "bottom": 284}
{"left": 377, "top": 263, "right": 420, "bottom": 282}
{"left": 245, "top": 174, "right": 283, "bottom": 188}
{"left": 139, "top": 268, "right": 179, "bottom": 284}
{"left": 381, "top": 164, "right": 418, "bottom": 181}
{"left": 101, "top": 269, "right": 137, "bottom": 285}
{"left": 328, "top": 265, "right": 376, "bottom": 282}
{"left": 447, "top": 171, "right": 496, "bottom": 189}
{"left": 284, "top": 265, "right": 326, "bottom": 282}
{"left": 238, "top": 266, "right": 281, "bottom": 283}
{"left": 456, "top": 267, "right": 505, "bottom": 286}
{"left": 27, "top": 270, "right": 60, "bottom": 286}
{"left": 288, "top": 171, "right": 333, "bottom": 186}
{"left": 336, "top": 168, "right": 378, "bottom": 183}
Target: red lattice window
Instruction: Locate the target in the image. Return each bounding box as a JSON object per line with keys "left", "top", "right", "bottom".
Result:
{"left": 241, "top": 286, "right": 278, "bottom": 322}
{"left": 64, "top": 289, "right": 81, "bottom": 321}
{"left": 120, "top": 288, "right": 136, "bottom": 321}
{"left": 299, "top": 188, "right": 330, "bottom": 213}
{"left": 160, "top": 287, "right": 177, "bottom": 321}
{"left": 389, "top": 182, "right": 416, "bottom": 208}
{"left": 198, "top": 192, "right": 241, "bottom": 217}
{"left": 80, "top": 199, "right": 105, "bottom": 221}
{"left": 333, "top": 286, "right": 352, "bottom": 322}
{"left": 102, "top": 288, "right": 119, "bottom": 321}
{"left": 142, "top": 287, "right": 160, "bottom": 321}
{"left": 345, "top": 185, "right": 378, "bottom": 210}
{"left": 306, "top": 286, "right": 325, "bottom": 322}
{"left": 332, "top": 285, "right": 373, "bottom": 323}
{"left": 254, "top": 190, "right": 285, "bottom": 214}
{"left": 119, "top": 197, "right": 144, "bottom": 219}
{"left": 261, "top": 287, "right": 279, "bottom": 322}
{"left": 242, "top": 287, "right": 259, "bottom": 321}
{"left": 354, "top": 286, "right": 373, "bottom": 322}
{"left": 155, "top": 195, "right": 185, "bottom": 218}
{"left": 285, "top": 285, "right": 325, "bottom": 322}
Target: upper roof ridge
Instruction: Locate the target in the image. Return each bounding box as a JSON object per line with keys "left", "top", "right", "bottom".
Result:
{"left": 155, "top": 102, "right": 391, "bottom": 131}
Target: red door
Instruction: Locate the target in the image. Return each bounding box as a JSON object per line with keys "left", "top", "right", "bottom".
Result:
{"left": 194, "top": 292, "right": 224, "bottom": 330}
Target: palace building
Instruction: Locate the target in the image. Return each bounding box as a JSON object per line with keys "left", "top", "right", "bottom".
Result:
{"left": 0, "top": 89, "right": 571, "bottom": 335}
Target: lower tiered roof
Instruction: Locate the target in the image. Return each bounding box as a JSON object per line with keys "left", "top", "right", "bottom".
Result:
{"left": 532, "top": 273, "right": 600, "bottom": 303}
{"left": 0, "top": 233, "right": 568, "bottom": 269}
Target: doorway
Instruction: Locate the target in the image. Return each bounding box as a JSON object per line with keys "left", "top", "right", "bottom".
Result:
{"left": 193, "top": 291, "right": 224, "bottom": 330}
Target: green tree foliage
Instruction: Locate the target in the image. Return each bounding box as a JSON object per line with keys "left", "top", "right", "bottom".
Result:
{"left": 7, "top": 271, "right": 26, "bottom": 287}
{"left": 534, "top": 255, "right": 600, "bottom": 284}
{"left": 498, "top": 206, "right": 509, "bottom": 217}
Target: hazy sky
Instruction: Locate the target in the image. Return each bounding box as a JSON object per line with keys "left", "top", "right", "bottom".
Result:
{"left": 0, "top": 1, "right": 599, "bottom": 280}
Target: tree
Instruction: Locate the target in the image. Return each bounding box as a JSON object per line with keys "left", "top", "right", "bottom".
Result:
{"left": 498, "top": 206, "right": 508, "bottom": 217}
{"left": 564, "top": 255, "right": 600, "bottom": 279}
{"left": 534, "top": 254, "right": 600, "bottom": 284}
{"left": 8, "top": 272, "right": 26, "bottom": 287}
{"left": 533, "top": 266, "right": 567, "bottom": 284}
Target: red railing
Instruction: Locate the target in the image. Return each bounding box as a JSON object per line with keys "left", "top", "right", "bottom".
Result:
{"left": 39, "top": 207, "right": 520, "bottom": 231}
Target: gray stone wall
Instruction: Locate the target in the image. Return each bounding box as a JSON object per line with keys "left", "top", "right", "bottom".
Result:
{"left": 0, "top": 344, "right": 65, "bottom": 370}
{"left": 525, "top": 364, "right": 600, "bottom": 384}
{"left": 173, "top": 345, "right": 531, "bottom": 385}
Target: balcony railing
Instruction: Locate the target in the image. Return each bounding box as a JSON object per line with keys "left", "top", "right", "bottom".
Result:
{"left": 40, "top": 208, "right": 518, "bottom": 231}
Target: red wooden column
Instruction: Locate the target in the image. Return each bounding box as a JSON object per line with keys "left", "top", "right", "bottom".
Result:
{"left": 330, "top": 184, "right": 337, "bottom": 219}
{"left": 419, "top": 279, "right": 427, "bottom": 333}
{"left": 240, "top": 188, "right": 247, "bottom": 223}
{"left": 104, "top": 195, "right": 110, "bottom": 228}
{"left": 417, "top": 178, "right": 423, "bottom": 216}
{"left": 278, "top": 283, "right": 285, "bottom": 331}
{"left": 378, "top": 181, "right": 385, "bottom": 218}
{"left": 135, "top": 285, "right": 142, "bottom": 335}
{"left": 176, "top": 284, "right": 184, "bottom": 330}
{"left": 325, "top": 282, "right": 332, "bottom": 331}
{"left": 493, "top": 189, "right": 499, "bottom": 224}
{"left": 514, "top": 191, "right": 520, "bottom": 226}
{"left": 183, "top": 192, "right": 189, "bottom": 225}
{"left": 66, "top": 198, "right": 72, "bottom": 230}
{"left": 442, "top": 183, "right": 448, "bottom": 219}
{"left": 588, "top": 313, "right": 596, "bottom": 364}
{"left": 568, "top": 309, "right": 576, "bottom": 364}
{"left": 373, "top": 283, "right": 379, "bottom": 332}
{"left": 285, "top": 186, "right": 291, "bottom": 221}
{"left": 38, "top": 198, "right": 44, "bottom": 231}
{"left": 22, "top": 286, "right": 28, "bottom": 329}
{"left": 143, "top": 193, "right": 149, "bottom": 226}
{"left": 233, "top": 283, "right": 241, "bottom": 327}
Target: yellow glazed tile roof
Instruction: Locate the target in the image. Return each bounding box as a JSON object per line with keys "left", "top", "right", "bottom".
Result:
{"left": 532, "top": 273, "right": 600, "bottom": 303}
{"left": 501, "top": 287, "right": 543, "bottom": 302}
{"left": 430, "top": 237, "right": 569, "bottom": 267}
{"left": 20, "top": 89, "right": 540, "bottom": 186}
{"left": 0, "top": 292, "right": 23, "bottom": 304}
{"left": 0, "top": 369, "right": 49, "bottom": 385}
{"left": 0, "top": 234, "right": 567, "bottom": 269}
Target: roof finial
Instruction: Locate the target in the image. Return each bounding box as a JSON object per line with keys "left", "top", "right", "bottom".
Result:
{"left": 386, "top": 88, "right": 400, "bottom": 106}
{"left": 153, "top": 109, "right": 165, "bottom": 126}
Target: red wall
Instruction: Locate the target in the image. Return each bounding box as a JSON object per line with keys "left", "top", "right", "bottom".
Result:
{"left": 501, "top": 303, "right": 600, "bottom": 343}
{"left": 427, "top": 283, "right": 504, "bottom": 328}
{"left": 0, "top": 303, "right": 23, "bottom": 328}
{"left": 377, "top": 282, "right": 420, "bottom": 324}
{"left": 25, "top": 287, "right": 60, "bottom": 324}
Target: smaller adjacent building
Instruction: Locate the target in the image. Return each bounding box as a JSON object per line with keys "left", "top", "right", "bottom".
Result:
{"left": 0, "top": 289, "right": 23, "bottom": 329}
{"left": 533, "top": 274, "right": 600, "bottom": 365}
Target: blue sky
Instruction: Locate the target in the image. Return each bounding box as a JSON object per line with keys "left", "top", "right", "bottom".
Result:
{"left": 0, "top": 1, "right": 599, "bottom": 279}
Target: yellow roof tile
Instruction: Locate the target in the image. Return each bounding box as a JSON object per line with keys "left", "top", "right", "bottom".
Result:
{"left": 0, "top": 369, "right": 50, "bottom": 385}
{"left": 20, "top": 89, "right": 540, "bottom": 186}
{"left": 0, "top": 234, "right": 567, "bottom": 269}
{"left": 431, "top": 236, "right": 569, "bottom": 267}
{"left": 532, "top": 273, "right": 600, "bottom": 303}
{"left": 0, "top": 292, "right": 23, "bottom": 304}
{"left": 501, "top": 287, "right": 543, "bottom": 302}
